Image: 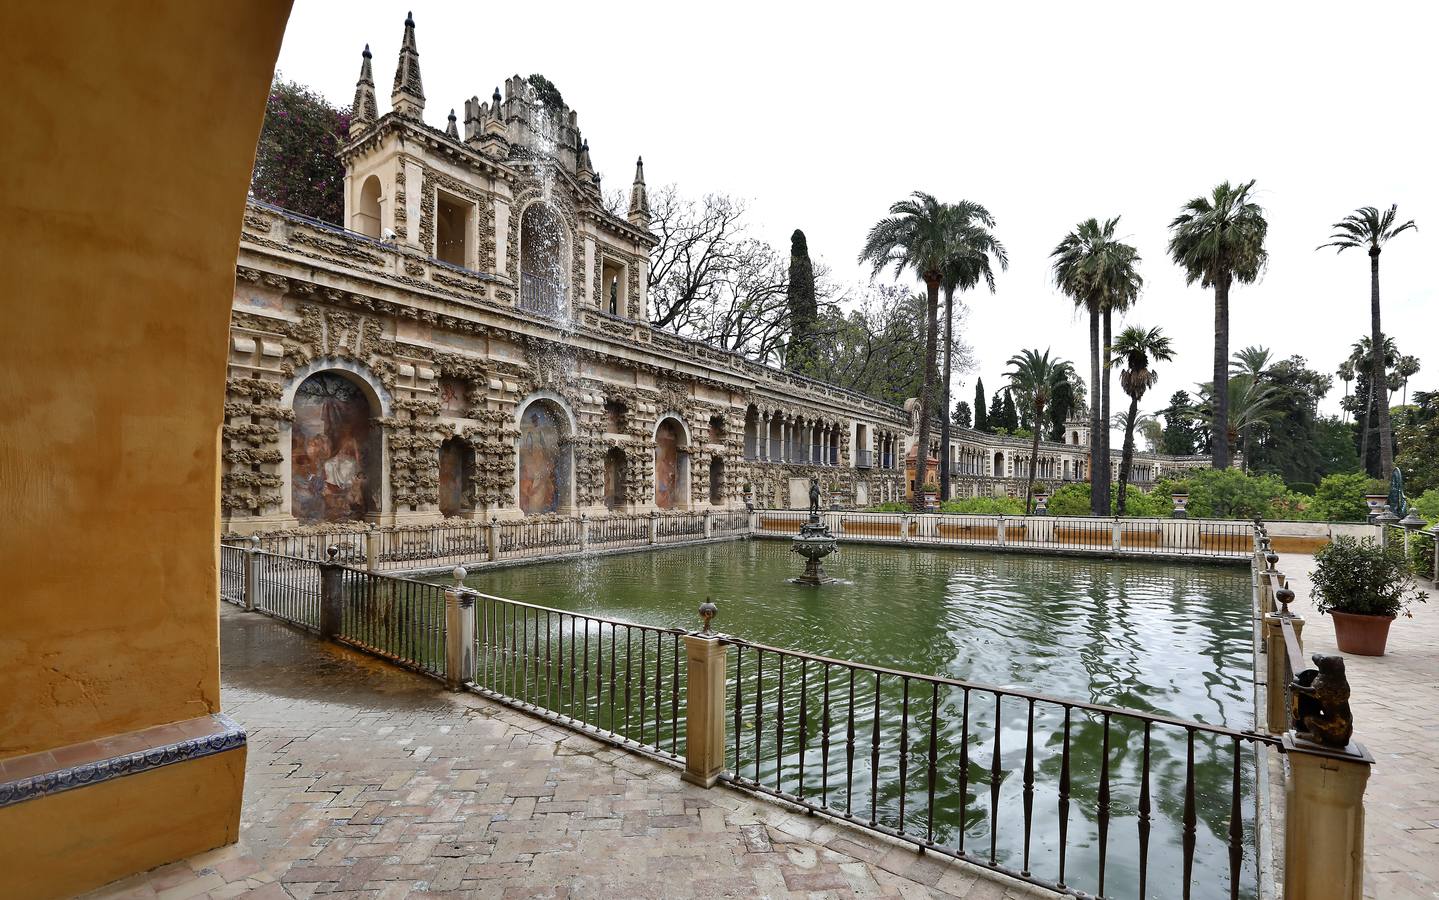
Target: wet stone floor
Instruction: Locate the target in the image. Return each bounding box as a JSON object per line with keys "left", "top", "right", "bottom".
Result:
{"left": 87, "top": 605, "right": 1046, "bottom": 900}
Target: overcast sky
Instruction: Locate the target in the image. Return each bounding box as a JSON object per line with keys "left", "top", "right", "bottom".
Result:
{"left": 276, "top": 1, "right": 1437, "bottom": 427}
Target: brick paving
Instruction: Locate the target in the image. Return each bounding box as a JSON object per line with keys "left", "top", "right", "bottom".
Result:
{"left": 86, "top": 605, "right": 1046, "bottom": 900}
{"left": 1277, "top": 550, "right": 1439, "bottom": 900}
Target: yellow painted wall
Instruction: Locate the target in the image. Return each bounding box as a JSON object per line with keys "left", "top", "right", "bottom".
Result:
{"left": 0, "top": 748, "right": 247, "bottom": 899}
{"left": 0, "top": 2, "right": 291, "bottom": 755}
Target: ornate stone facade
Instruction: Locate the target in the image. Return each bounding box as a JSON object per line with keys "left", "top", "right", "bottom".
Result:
{"left": 219, "top": 15, "right": 1204, "bottom": 533}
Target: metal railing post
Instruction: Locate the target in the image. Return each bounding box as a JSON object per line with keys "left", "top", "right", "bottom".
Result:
{"left": 318, "top": 546, "right": 344, "bottom": 640}
{"left": 243, "top": 536, "right": 261, "bottom": 612}
{"left": 682, "top": 602, "right": 726, "bottom": 789}
{"left": 365, "top": 525, "right": 380, "bottom": 573}
{"left": 445, "top": 567, "right": 476, "bottom": 691}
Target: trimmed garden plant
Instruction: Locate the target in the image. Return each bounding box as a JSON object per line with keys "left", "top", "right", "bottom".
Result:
{"left": 1310, "top": 536, "right": 1427, "bottom": 656}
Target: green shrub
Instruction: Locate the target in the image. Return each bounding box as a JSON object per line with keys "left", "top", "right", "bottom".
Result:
{"left": 938, "top": 496, "right": 1026, "bottom": 515}
{"left": 1408, "top": 532, "right": 1436, "bottom": 579}
{"left": 1183, "top": 468, "right": 1288, "bottom": 520}
{"left": 864, "top": 501, "right": 911, "bottom": 513}
{"left": 1412, "top": 489, "right": 1439, "bottom": 524}
{"left": 1288, "top": 482, "right": 1317, "bottom": 496}
{"left": 1310, "top": 536, "right": 1427, "bottom": 617}
{"left": 1309, "top": 472, "right": 1374, "bottom": 523}
{"left": 1046, "top": 483, "right": 1091, "bottom": 516}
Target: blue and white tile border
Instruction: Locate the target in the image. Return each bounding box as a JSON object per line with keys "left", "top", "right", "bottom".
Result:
{"left": 0, "top": 713, "right": 246, "bottom": 809}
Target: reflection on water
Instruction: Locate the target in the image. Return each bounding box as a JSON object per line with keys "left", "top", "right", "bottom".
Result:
{"left": 459, "top": 541, "right": 1257, "bottom": 900}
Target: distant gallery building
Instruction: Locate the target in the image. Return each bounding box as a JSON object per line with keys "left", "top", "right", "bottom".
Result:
{"left": 221, "top": 14, "right": 1206, "bottom": 534}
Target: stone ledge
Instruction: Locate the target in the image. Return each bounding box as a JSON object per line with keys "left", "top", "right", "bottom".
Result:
{"left": 0, "top": 713, "right": 245, "bottom": 808}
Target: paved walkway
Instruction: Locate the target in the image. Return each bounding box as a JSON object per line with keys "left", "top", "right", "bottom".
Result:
{"left": 1277, "top": 551, "right": 1439, "bottom": 900}
{"left": 87, "top": 605, "right": 1044, "bottom": 900}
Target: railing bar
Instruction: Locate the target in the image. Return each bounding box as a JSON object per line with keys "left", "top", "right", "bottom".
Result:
{"left": 775, "top": 654, "right": 786, "bottom": 792}
{"left": 1228, "top": 736, "right": 1243, "bottom": 900}
{"left": 1139, "top": 720, "right": 1152, "bottom": 900}
{"left": 1182, "top": 727, "right": 1197, "bottom": 900}
{"left": 1097, "top": 712, "right": 1111, "bottom": 898}
{"left": 869, "top": 670, "right": 881, "bottom": 828}
{"left": 1022, "top": 697, "right": 1035, "bottom": 877}
{"left": 1057, "top": 705, "right": 1071, "bottom": 889}
{"left": 989, "top": 692, "right": 1002, "bottom": 866}
{"left": 898, "top": 676, "right": 910, "bottom": 832}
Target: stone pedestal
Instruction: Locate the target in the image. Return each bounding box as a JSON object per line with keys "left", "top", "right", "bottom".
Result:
{"left": 682, "top": 634, "right": 727, "bottom": 788}
{"left": 1283, "top": 734, "right": 1373, "bottom": 900}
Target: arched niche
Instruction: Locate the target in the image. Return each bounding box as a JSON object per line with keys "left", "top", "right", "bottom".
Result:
{"left": 993, "top": 451, "right": 1004, "bottom": 477}
{"left": 519, "top": 201, "right": 568, "bottom": 318}
{"left": 354, "top": 175, "right": 382, "bottom": 238}
{"left": 515, "top": 394, "right": 574, "bottom": 515}
{"left": 743, "top": 405, "right": 759, "bottom": 459}
{"left": 438, "top": 435, "right": 476, "bottom": 518}
{"left": 654, "top": 415, "right": 690, "bottom": 510}
{"left": 603, "top": 447, "right": 627, "bottom": 510}
{"left": 708, "top": 457, "right": 725, "bottom": 505}
{"left": 289, "top": 370, "right": 381, "bottom": 524}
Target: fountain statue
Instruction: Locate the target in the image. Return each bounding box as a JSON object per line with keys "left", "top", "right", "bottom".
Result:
{"left": 790, "top": 478, "right": 838, "bottom": 585}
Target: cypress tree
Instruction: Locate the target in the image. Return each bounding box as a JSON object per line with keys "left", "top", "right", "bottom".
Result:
{"left": 988, "top": 391, "right": 1006, "bottom": 432}
{"left": 974, "top": 378, "right": 989, "bottom": 432}
{"left": 1002, "top": 388, "right": 1020, "bottom": 432}
{"left": 785, "top": 229, "right": 818, "bottom": 375}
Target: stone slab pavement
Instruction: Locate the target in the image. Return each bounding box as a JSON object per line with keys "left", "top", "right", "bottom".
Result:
{"left": 84, "top": 605, "right": 1048, "bottom": 900}
{"left": 1277, "top": 550, "right": 1439, "bottom": 900}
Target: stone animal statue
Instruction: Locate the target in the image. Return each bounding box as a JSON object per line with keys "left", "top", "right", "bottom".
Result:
{"left": 1289, "top": 653, "right": 1353, "bottom": 748}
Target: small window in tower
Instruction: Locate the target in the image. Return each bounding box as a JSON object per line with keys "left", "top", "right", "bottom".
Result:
{"left": 436, "top": 192, "right": 472, "bottom": 268}
{"left": 601, "top": 258, "right": 625, "bottom": 317}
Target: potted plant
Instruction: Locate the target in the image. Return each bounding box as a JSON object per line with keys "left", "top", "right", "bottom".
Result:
{"left": 921, "top": 482, "right": 939, "bottom": 510}
{"left": 1310, "top": 536, "right": 1428, "bottom": 656}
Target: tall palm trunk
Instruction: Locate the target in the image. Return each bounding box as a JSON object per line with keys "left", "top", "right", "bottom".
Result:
{"left": 1025, "top": 402, "right": 1043, "bottom": 514}
{"left": 1100, "top": 309, "right": 1113, "bottom": 510}
{"left": 1116, "top": 392, "right": 1139, "bottom": 515}
{"left": 1370, "top": 247, "right": 1393, "bottom": 476}
{"left": 1212, "top": 276, "right": 1231, "bottom": 469}
{"left": 939, "top": 285, "right": 954, "bottom": 501}
{"left": 1088, "top": 307, "right": 1103, "bottom": 515}
{"left": 1359, "top": 384, "right": 1373, "bottom": 469}
{"left": 912, "top": 273, "right": 940, "bottom": 510}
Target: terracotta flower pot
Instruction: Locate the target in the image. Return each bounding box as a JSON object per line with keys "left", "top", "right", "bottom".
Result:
{"left": 1329, "top": 610, "right": 1394, "bottom": 657}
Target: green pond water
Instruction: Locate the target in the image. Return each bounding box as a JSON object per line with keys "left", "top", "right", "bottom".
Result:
{"left": 446, "top": 539, "right": 1258, "bottom": 899}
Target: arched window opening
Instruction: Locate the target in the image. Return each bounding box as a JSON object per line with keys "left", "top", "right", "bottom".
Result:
{"left": 709, "top": 457, "right": 725, "bottom": 505}
{"left": 436, "top": 191, "right": 473, "bottom": 268}
{"left": 1072, "top": 431, "right": 1080, "bottom": 445}
{"left": 743, "top": 407, "right": 759, "bottom": 460}
{"left": 438, "top": 436, "right": 476, "bottom": 518}
{"left": 354, "top": 175, "right": 382, "bottom": 238}
{"left": 603, "top": 447, "right": 627, "bottom": 510}
{"left": 655, "top": 417, "right": 689, "bottom": 510}
{"left": 600, "top": 258, "right": 626, "bottom": 317}
{"left": 993, "top": 452, "right": 1004, "bottom": 477}
{"left": 291, "top": 371, "right": 380, "bottom": 524}
{"left": 603, "top": 399, "right": 627, "bottom": 434}
{"left": 708, "top": 414, "right": 725, "bottom": 443}
{"left": 517, "top": 399, "right": 571, "bottom": 515}
{"left": 520, "top": 202, "right": 567, "bottom": 318}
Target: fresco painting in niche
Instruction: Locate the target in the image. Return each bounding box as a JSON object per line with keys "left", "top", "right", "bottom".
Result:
{"left": 439, "top": 376, "right": 468, "bottom": 415}
{"left": 518, "top": 402, "right": 565, "bottom": 514}
{"left": 438, "top": 437, "right": 471, "bottom": 518}
{"left": 603, "top": 448, "right": 626, "bottom": 509}
{"left": 291, "top": 372, "right": 378, "bottom": 524}
{"left": 655, "top": 419, "right": 683, "bottom": 509}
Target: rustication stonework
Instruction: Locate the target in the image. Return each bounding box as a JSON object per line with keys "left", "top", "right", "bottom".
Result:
{"left": 220, "top": 14, "right": 1204, "bottom": 534}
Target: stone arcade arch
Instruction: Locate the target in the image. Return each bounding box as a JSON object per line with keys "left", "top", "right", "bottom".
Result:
{"left": 354, "top": 175, "right": 382, "bottom": 238}
{"left": 515, "top": 394, "right": 575, "bottom": 515}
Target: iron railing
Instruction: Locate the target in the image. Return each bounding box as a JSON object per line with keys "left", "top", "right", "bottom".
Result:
{"left": 470, "top": 592, "right": 689, "bottom": 762}
{"left": 377, "top": 523, "right": 487, "bottom": 569}
{"left": 495, "top": 518, "right": 581, "bottom": 558}
{"left": 657, "top": 512, "right": 705, "bottom": 542}
{"left": 856, "top": 449, "right": 873, "bottom": 468}
{"left": 220, "top": 543, "right": 246, "bottom": 605}
{"left": 334, "top": 567, "right": 448, "bottom": 675}
{"left": 250, "top": 551, "right": 322, "bottom": 630}
{"left": 589, "top": 514, "right": 652, "bottom": 548}
{"left": 723, "top": 636, "right": 1277, "bottom": 899}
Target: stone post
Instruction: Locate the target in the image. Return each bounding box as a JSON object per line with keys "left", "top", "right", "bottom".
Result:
{"left": 444, "top": 567, "right": 476, "bottom": 691}
{"left": 243, "top": 536, "right": 261, "bottom": 612}
{"left": 649, "top": 512, "right": 659, "bottom": 545}
{"left": 703, "top": 508, "right": 713, "bottom": 539}
{"left": 1283, "top": 737, "right": 1374, "bottom": 900}
{"left": 365, "top": 525, "right": 380, "bottom": 573}
{"left": 1112, "top": 518, "right": 1122, "bottom": 551}
{"left": 579, "top": 513, "right": 590, "bottom": 552}
{"left": 901, "top": 514, "right": 912, "bottom": 544}
{"left": 682, "top": 602, "right": 726, "bottom": 788}
{"left": 1262, "top": 612, "right": 1303, "bottom": 734}
{"left": 1171, "top": 492, "right": 1189, "bottom": 519}
{"left": 318, "top": 546, "right": 345, "bottom": 640}
{"left": 488, "top": 517, "right": 499, "bottom": 562}
{"left": 996, "top": 515, "right": 1007, "bottom": 548}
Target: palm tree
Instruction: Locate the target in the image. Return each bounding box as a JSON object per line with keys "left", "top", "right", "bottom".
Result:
{"left": 1396, "top": 354, "right": 1421, "bottom": 408}
{"left": 1318, "top": 204, "right": 1416, "bottom": 477}
{"left": 1229, "top": 345, "right": 1272, "bottom": 469}
{"left": 1347, "top": 335, "right": 1399, "bottom": 473}
{"left": 938, "top": 202, "right": 1007, "bottom": 501}
{"left": 1197, "top": 375, "right": 1280, "bottom": 461}
{"left": 1006, "top": 348, "right": 1075, "bottom": 514}
{"left": 1336, "top": 358, "right": 1355, "bottom": 422}
{"left": 1111, "top": 326, "right": 1175, "bottom": 514}
{"left": 860, "top": 191, "right": 951, "bottom": 509}
{"left": 1168, "top": 180, "right": 1268, "bottom": 471}
{"left": 1051, "top": 218, "right": 1142, "bottom": 515}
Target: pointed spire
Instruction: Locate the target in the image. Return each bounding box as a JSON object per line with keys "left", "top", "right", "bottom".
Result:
{"left": 351, "top": 45, "right": 378, "bottom": 132}
{"left": 491, "top": 86, "right": 503, "bottom": 119}
{"left": 390, "top": 11, "right": 425, "bottom": 120}
{"left": 627, "top": 156, "right": 651, "bottom": 227}
{"left": 444, "top": 109, "right": 458, "bottom": 138}
{"left": 577, "top": 139, "right": 593, "bottom": 176}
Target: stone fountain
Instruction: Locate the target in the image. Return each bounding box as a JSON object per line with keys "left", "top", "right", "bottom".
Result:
{"left": 790, "top": 478, "right": 838, "bottom": 585}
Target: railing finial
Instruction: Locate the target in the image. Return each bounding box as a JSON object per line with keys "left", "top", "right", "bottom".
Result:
{"left": 326, "top": 545, "right": 339, "bottom": 561}
{"left": 698, "top": 597, "right": 717, "bottom": 634}
{"left": 452, "top": 565, "right": 468, "bottom": 586}
{"left": 1275, "top": 585, "right": 1294, "bottom": 617}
